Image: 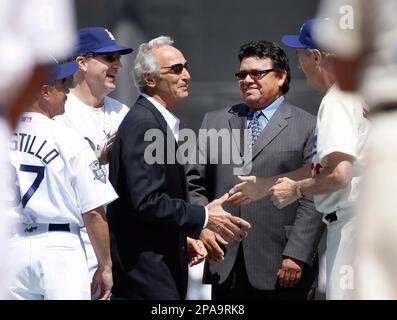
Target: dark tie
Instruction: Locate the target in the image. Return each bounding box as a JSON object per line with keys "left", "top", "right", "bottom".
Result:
{"left": 248, "top": 109, "right": 263, "bottom": 147}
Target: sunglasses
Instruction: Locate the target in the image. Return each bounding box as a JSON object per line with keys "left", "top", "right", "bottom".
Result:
{"left": 160, "top": 62, "right": 189, "bottom": 75}
{"left": 235, "top": 68, "right": 279, "bottom": 80}
{"left": 93, "top": 53, "right": 121, "bottom": 63}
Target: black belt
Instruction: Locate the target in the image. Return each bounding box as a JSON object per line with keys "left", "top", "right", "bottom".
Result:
{"left": 48, "top": 223, "right": 70, "bottom": 232}
{"left": 324, "top": 212, "right": 337, "bottom": 223}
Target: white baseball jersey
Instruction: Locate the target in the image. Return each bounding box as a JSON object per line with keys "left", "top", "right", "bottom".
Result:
{"left": 311, "top": 85, "right": 369, "bottom": 214}
{"left": 54, "top": 93, "right": 128, "bottom": 290}
{"left": 0, "top": 0, "right": 76, "bottom": 299}
{"left": 7, "top": 112, "right": 118, "bottom": 300}
{"left": 9, "top": 112, "right": 118, "bottom": 225}
{"left": 315, "top": 0, "right": 397, "bottom": 299}
{"left": 54, "top": 93, "right": 129, "bottom": 175}
{"left": 310, "top": 85, "right": 369, "bottom": 300}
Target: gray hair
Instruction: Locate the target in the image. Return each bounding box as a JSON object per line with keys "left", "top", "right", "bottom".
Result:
{"left": 132, "top": 36, "right": 174, "bottom": 90}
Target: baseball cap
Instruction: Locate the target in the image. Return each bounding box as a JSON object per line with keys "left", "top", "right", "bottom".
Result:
{"left": 281, "top": 19, "right": 328, "bottom": 49}
{"left": 47, "top": 59, "right": 78, "bottom": 84}
{"left": 76, "top": 27, "right": 133, "bottom": 56}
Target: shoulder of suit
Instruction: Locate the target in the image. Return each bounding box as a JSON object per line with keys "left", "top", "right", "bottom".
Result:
{"left": 122, "top": 99, "right": 160, "bottom": 126}
{"left": 204, "top": 103, "right": 246, "bottom": 118}
{"left": 282, "top": 101, "right": 316, "bottom": 121}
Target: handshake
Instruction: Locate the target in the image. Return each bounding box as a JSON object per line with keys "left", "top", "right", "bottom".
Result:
{"left": 199, "top": 193, "right": 251, "bottom": 262}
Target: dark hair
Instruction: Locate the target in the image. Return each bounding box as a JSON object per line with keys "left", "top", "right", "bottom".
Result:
{"left": 238, "top": 41, "right": 290, "bottom": 94}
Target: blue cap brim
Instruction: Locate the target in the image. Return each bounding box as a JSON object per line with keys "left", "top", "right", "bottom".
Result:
{"left": 86, "top": 44, "right": 133, "bottom": 55}
{"left": 281, "top": 35, "right": 309, "bottom": 49}
{"left": 48, "top": 61, "right": 78, "bottom": 83}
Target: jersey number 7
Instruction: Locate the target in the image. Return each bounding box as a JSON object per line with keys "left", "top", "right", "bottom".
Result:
{"left": 19, "top": 164, "right": 45, "bottom": 207}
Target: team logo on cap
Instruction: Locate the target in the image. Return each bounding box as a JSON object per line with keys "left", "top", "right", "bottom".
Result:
{"left": 104, "top": 29, "right": 115, "bottom": 41}
{"left": 89, "top": 160, "right": 106, "bottom": 183}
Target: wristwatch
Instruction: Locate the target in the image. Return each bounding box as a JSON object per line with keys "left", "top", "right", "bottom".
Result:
{"left": 295, "top": 182, "right": 304, "bottom": 198}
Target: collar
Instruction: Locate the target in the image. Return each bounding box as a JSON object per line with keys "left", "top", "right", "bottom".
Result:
{"left": 247, "top": 95, "right": 285, "bottom": 120}
{"left": 140, "top": 92, "right": 180, "bottom": 141}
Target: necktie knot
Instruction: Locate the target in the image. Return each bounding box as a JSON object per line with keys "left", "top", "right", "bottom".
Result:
{"left": 252, "top": 109, "right": 262, "bottom": 120}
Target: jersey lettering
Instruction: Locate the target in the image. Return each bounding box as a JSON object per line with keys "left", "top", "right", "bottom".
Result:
{"left": 84, "top": 136, "right": 100, "bottom": 151}
{"left": 10, "top": 133, "right": 60, "bottom": 165}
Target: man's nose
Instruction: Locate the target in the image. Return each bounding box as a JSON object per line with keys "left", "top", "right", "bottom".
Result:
{"left": 182, "top": 67, "right": 191, "bottom": 80}
{"left": 113, "top": 57, "right": 123, "bottom": 69}
{"left": 243, "top": 74, "right": 255, "bottom": 82}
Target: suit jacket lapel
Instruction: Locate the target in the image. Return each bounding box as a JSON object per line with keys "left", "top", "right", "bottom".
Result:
{"left": 251, "top": 101, "right": 291, "bottom": 159}
{"left": 136, "top": 95, "right": 169, "bottom": 134}
{"left": 137, "top": 95, "right": 179, "bottom": 153}
{"left": 137, "top": 95, "right": 187, "bottom": 195}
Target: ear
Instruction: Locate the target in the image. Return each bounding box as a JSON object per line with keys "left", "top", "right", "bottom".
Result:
{"left": 276, "top": 69, "right": 287, "bottom": 88}
{"left": 312, "top": 49, "right": 322, "bottom": 64}
{"left": 143, "top": 73, "right": 157, "bottom": 88}
{"left": 76, "top": 56, "right": 88, "bottom": 71}
{"left": 41, "top": 84, "right": 52, "bottom": 101}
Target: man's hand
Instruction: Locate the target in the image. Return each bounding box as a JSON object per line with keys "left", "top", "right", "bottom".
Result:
{"left": 91, "top": 265, "right": 113, "bottom": 300}
{"left": 199, "top": 228, "right": 227, "bottom": 262}
{"left": 270, "top": 177, "right": 300, "bottom": 209}
{"left": 83, "top": 206, "right": 113, "bottom": 300}
{"left": 95, "top": 132, "right": 117, "bottom": 164}
{"left": 228, "top": 176, "right": 273, "bottom": 205}
{"left": 206, "top": 193, "right": 251, "bottom": 242}
{"left": 187, "top": 237, "right": 207, "bottom": 267}
{"left": 277, "top": 257, "right": 304, "bottom": 288}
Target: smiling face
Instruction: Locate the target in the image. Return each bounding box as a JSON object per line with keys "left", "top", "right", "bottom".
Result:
{"left": 148, "top": 45, "right": 191, "bottom": 110}
{"left": 238, "top": 56, "right": 287, "bottom": 108}
{"left": 84, "top": 52, "right": 123, "bottom": 96}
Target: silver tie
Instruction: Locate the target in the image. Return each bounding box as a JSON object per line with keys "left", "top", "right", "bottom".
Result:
{"left": 248, "top": 109, "right": 263, "bottom": 147}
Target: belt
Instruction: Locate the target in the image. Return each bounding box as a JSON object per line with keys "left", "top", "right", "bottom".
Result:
{"left": 14, "top": 223, "right": 80, "bottom": 237}
{"left": 323, "top": 212, "right": 337, "bottom": 224}
{"left": 48, "top": 223, "right": 70, "bottom": 232}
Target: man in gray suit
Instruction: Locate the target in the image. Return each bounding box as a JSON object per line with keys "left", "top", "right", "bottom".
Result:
{"left": 186, "top": 41, "right": 324, "bottom": 299}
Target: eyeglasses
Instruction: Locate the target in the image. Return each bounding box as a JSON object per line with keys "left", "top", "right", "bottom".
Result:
{"left": 93, "top": 53, "right": 121, "bottom": 63}
{"left": 234, "top": 68, "right": 279, "bottom": 80}
{"left": 160, "top": 62, "right": 189, "bottom": 75}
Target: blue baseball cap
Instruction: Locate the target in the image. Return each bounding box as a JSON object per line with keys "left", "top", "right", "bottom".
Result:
{"left": 282, "top": 19, "right": 326, "bottom": 49}
{"left": 76, "top": 27, "right": 133, "bottom": 56}
{"left": 47, "top": 60, "right": 78, "bottom": 84}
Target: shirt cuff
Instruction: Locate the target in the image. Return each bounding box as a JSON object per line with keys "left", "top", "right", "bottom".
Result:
{"left": 203, "top": 206, "right": 209, "bottom": 229}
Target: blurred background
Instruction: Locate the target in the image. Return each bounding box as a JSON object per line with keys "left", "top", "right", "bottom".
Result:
{"left": 74, "top": 0, "right": 324, "bottom": 299}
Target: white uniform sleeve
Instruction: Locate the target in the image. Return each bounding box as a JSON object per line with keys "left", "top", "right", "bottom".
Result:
{"left": 316, "top": 96, "right": 359, "bottom": 166}
{"left": 71, "top": 144, "right": 118, "bottom": 214}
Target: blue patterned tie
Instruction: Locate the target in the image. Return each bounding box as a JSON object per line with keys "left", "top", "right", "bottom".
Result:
{"left": 248, "top": 109, "right": 263, "bottom": 147}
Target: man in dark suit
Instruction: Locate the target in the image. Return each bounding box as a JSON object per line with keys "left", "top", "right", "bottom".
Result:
{"left": 107, "top": 36, "right": 251, "bottom": 300}
{"left": 186, "top": 41, "right": 325, "bottom": 300}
